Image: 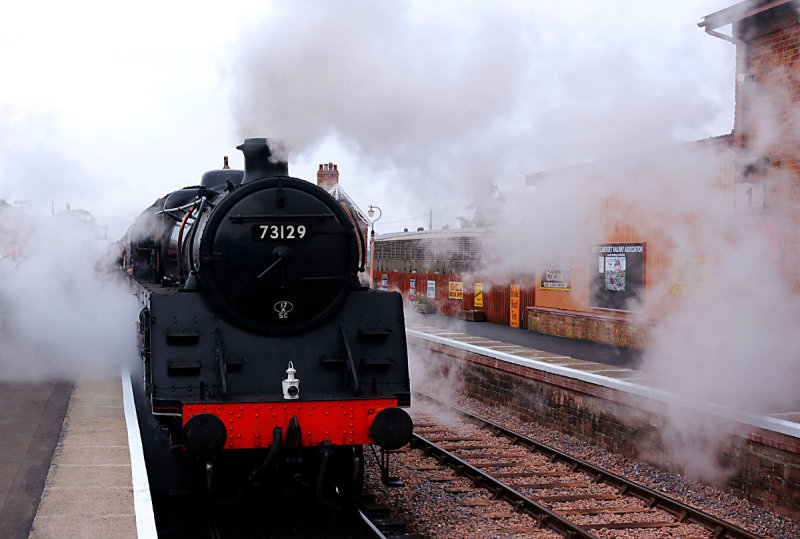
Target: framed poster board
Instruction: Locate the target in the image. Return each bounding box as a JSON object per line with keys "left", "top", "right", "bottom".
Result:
{"left": 590, "top": 243, "right": 644, "bottom": 311}
{"left": 474, "top": 283, "right": 484, "bottom": 308}
{"left": 540, "top": 259, "right": 571, "bottom": 291}
{"left": 509, "top": 285, "right": 521, "bottom": 328}
{"left": 427, "top": 280, "right": 436, "bottom": 299}
{"left": 448, "top": 281, "right": 463, "bottom": 299}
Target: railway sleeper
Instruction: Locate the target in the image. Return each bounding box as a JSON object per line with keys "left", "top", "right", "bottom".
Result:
{"left": 584, "top": 521, "right": 681, "bottom": 530}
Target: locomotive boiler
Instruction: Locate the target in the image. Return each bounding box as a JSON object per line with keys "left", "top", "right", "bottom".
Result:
{"left": 123, "top": 138, "right": 412, "bottom": 497}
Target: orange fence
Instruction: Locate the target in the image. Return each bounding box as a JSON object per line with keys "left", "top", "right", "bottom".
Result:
{"left": 372, "top": 270, "right": 535, "bottom": 328}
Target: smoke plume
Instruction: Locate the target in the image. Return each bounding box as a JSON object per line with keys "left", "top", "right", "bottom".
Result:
{"left": 230, "top": 0, "right": 798, "bottom": 481}
{"left": 231, "top": 1, "right": 731, "bottom": 229}
{"left": 0, "top": 206, "right": 139, "bottom": 381}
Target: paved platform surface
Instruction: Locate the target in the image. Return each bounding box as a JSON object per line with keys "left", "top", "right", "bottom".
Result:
{"left": 410, "top": 314, "right": 642, "bottom": 369}
{"left": 28, "top": 377, "right": 142, "bottom": 538}
{"left": 0, "top": 382, "right": 71, "bottom": 539}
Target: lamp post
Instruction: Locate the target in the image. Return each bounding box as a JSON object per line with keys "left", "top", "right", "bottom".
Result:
{"left": 367, "top": 204, "right": 382, "bottom": 288}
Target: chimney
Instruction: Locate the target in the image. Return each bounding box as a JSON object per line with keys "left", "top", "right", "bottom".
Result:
{"left": 237, "top": 138, "right": 289, "bottom": 184}
{"left": 317, "top": 162, "right": 339, "bottom": 189}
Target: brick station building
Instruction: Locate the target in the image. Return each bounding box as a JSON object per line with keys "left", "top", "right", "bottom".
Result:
{"left": 373, "top": 0, "right": 800, "bottom": 348}
{"left": 316, "top": 162, "right": 371, "bottom": 273}
{"left": 526, "top": 0, "right": 800, "bottom": 347}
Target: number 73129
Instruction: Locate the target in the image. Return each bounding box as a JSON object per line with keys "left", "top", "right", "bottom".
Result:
{"left": 257, "top": 224, "right": 307, "bottom": 240}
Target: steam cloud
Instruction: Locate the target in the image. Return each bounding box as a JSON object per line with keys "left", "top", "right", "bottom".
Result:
{"left": 231, "top": 1, "right": 731, "bottom": 227}
{"left": 230, "top": 1, "right": 798, "bottom": 481}
{"left": 0, "top": 207, "right": 139, "bottom": 381}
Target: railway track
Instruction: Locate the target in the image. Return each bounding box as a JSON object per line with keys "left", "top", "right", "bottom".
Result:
{"left": 355, "top": 495, "right": 424, "bottom": 539}
{"left": 158, "top": 491, "right": 411, "bottom": 538}
{"left": 411, "top": 390, "right": 762, "bottom": 539}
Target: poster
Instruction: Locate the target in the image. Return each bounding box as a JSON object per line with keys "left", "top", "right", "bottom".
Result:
{"left": 448, "top": 281, "right": 463, "bottom": 299}
{"left": 474, "top": 283, "right": 484, "bottom": 308}
{"left": 540, "top": 259, "right": 571, "bottom": 290}
{"left": 590, "top": 243, "right": 644, "bottom": 311}
{"left": 427, "top": 280, "right": 436, "bottom": 299}
{"left": 509, "top": 285, "right": 520, "bottom": 328}
{"left": 409, "top": 278, "right": 417, "bottom": 302}
{"left": 381, "top": 274, "right": 388, "bottom": 291}
{"left": 604, "top": 255, "right": 626, "bottom": 291}
{"left": 672, "top": 257, "right": 705, "bottom": 295}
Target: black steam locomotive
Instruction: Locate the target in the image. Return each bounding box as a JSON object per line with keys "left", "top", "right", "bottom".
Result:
{"left": 123, "top": 138, "right": 412, "bottom": 498}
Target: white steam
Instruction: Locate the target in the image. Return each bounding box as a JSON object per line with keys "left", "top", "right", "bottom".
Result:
{"left": 226, "top": 0, "right": 798, "bottom": 481}
{"left": 0, "top": 209, "right": 139, "bottom": 381}
{"left": 231, "top": 1, "right": 732, "bottom": 228}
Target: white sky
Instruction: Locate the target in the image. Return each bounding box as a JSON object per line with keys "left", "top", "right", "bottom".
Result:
{"left": 0, "top": 0, "right": 737, "bottom": 237}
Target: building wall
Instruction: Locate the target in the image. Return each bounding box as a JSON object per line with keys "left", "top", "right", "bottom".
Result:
{"left": 373, "top": 269, "right": 535, "bottom": 328}
{"left": 530, "top": 138, "right": 735, "bottom": 341}
{"left": 735, "top": 3, "right": 800, "bottom": 288}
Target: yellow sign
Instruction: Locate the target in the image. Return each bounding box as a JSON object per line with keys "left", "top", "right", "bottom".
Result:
{"left": 672, "top": 257, "right": 705, "bottom": 295}
{"left": 474, "top": 283, "right": 484, "bottom": 308}
{"left": 448, "top": 281, "right": 463, "bottom": 299}
{"left": 509, "top": 285, "right": 521, "bottom": 328}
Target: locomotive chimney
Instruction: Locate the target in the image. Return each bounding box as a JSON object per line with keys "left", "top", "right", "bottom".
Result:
{"left": 237, "top": 138, "right": 289, "bottom": 184}
{"left": 317, "top": 162, "right": 340, "bottom": 189}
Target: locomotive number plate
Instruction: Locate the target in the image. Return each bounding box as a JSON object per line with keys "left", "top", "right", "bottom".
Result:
{"left": 253, "top": 224, "right": 308, "bottom": 240}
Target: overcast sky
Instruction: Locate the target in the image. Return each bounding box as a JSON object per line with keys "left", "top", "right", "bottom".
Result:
{"left": 0, "top": 0, "right": 737, "bottom": 237}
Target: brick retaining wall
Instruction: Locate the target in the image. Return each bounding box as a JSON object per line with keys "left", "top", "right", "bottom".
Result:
{"left": 527, "top": 307, "right": 649, "bottom": 349}
{"left": 412, "top": 339, "right": 800, "bottom": 520}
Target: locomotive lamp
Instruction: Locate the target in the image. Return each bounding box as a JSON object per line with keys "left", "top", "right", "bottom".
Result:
{"left": 367, "top": 204, "right": 382, "bottom": 288}
{"left": 282, "top": 361, "right": 300, "bottom": 399}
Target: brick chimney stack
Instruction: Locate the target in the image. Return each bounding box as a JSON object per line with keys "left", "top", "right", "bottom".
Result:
{"left": 317, "top": 162, "right": 339, "bottom": 189}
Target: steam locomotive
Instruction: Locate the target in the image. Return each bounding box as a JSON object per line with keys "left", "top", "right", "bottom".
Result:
{"left": 123, "top": 138, "right": 412, "bottom": 498}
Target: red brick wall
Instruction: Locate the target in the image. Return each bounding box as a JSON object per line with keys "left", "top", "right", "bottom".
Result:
{"left": 527, "top": 306, "right": 649, "bottom": 349}
{"left": 736, "top": 5, "right": 800, "bottom": 287}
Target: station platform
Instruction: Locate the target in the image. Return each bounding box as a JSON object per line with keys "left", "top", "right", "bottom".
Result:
{"left": 6, "top": 315, "right": 797, "bottom": 536}
{"left": 405, "top": 315, "right": 800, "bottom": 518}
{"left": 407, "top": 314, "right": 800, "bottom": 430}
{"left": 0, "top": 372, "right": 155, "bottom": 539}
